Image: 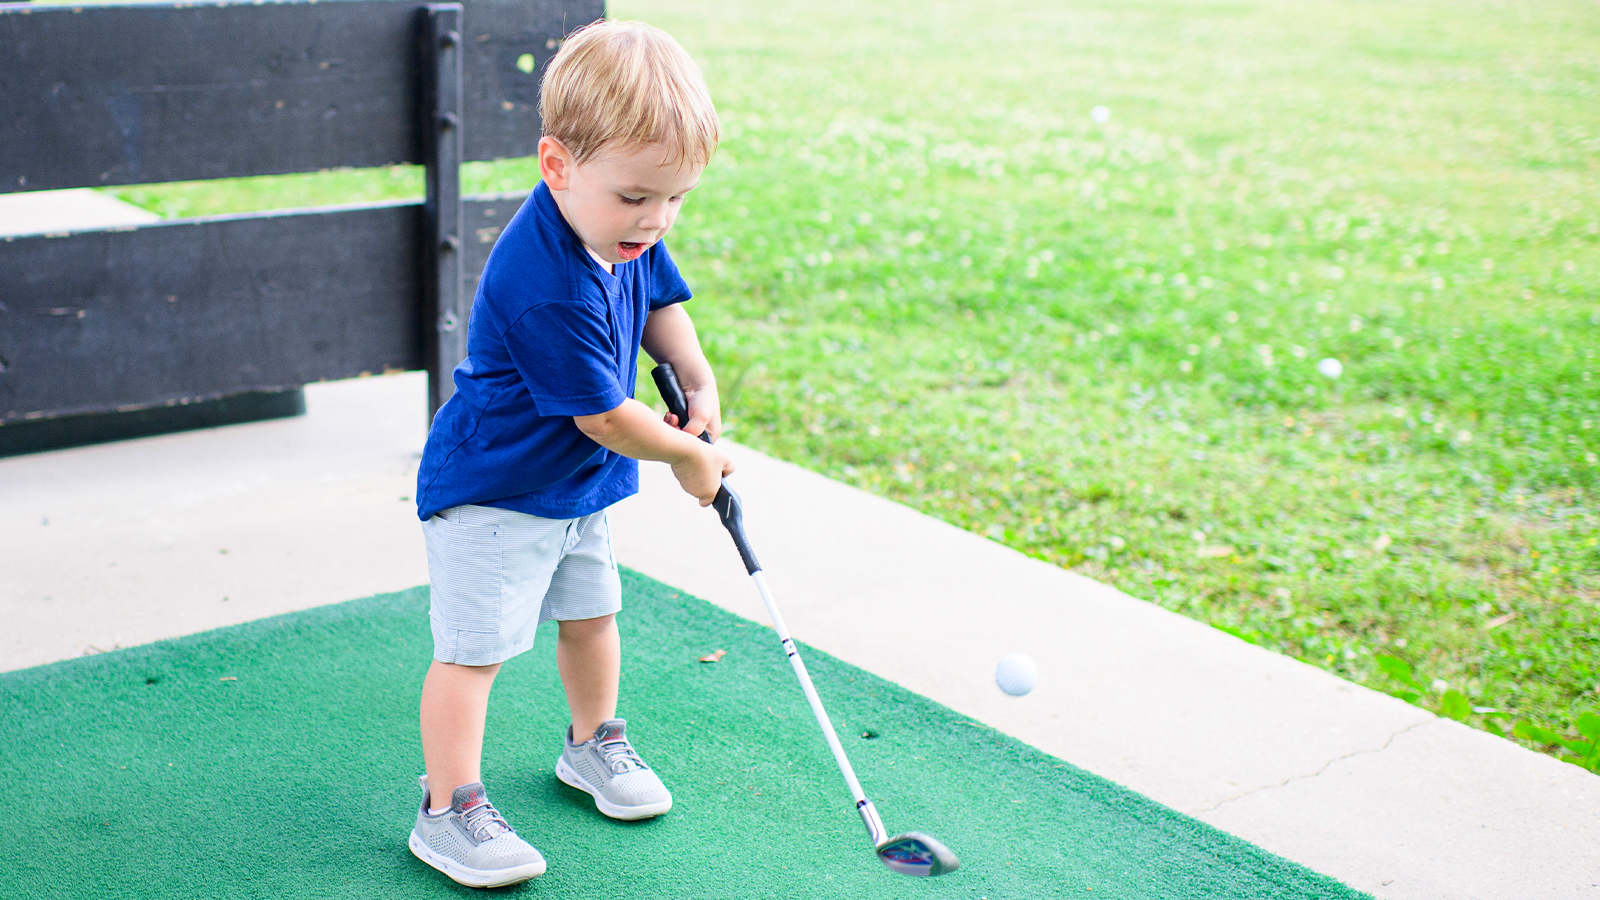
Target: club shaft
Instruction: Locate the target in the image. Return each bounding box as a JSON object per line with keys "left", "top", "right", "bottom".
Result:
{"left": 647, "top": 364, "right": 889, "bottom": 848}
{"left": 749, "top": 570, "right": 888, "bottom": 847}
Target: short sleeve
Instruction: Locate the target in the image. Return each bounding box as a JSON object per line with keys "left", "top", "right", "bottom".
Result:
{"left": 646, "top": 242, "right": 692, "bottom": 310}
{"left": 505, "top": 299, "right": 627, "bottom": 417}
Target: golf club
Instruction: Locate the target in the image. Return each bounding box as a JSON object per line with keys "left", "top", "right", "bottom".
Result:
{"left": 651, "top": 362, "right": 960, "bottom": 878}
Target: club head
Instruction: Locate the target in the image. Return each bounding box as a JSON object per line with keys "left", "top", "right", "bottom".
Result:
{"left": 876, "top": 831, "right": 960, "bottom": 877}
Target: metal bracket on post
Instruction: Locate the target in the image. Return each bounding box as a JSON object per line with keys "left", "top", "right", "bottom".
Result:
{"left": 421, "top": 3, "right": 465, "bottom": 423}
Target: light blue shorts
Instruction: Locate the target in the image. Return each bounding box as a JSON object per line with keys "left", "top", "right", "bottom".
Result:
{"left": 422, "top": 504, "right": 622, "bottom": 666}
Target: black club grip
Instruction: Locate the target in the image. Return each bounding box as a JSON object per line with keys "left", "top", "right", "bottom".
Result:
{"left": 651, "top": 363, "right": 760, "bottom": 575}
{"left": 651, "top": 363, "right": 707, "bottom": 444}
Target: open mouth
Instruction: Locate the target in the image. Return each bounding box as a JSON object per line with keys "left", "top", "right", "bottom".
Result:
{"left": 616, "top": 241, "right": 648, "bottom": 261}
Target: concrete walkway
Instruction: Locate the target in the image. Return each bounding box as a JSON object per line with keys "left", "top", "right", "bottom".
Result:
{"left": 2, "top": 371, "right": 1596, "bottom": 899}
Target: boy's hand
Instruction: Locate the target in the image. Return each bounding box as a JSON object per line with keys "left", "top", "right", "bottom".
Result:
{"left": 638, "top": 303, "right": 728, "bottom": 503}
{"left": 671, "top": 438, "right": 735, "bottom": 506}
{"left": 663, "top": 383, "right": 722, "bottom": 443}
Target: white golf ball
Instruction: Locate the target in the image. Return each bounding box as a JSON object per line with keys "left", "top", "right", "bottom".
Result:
{"left": 994, "top": 652, "right": 1038, "bottom": 696}
{"left": 1317, "top": 357, "right": 1343, "bottom": 379}
{"left": 1091, "top": 105, "right": 1112, "bottom": 124}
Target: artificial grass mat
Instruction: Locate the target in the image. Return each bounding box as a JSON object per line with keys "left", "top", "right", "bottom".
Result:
{"left": 0, "top": 570, "right": 1369, "bottom": 899}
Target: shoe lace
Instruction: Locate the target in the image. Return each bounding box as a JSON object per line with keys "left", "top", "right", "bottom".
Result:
{"left": 460, "top": 800, "right": 513, "bottom": 841}
{"left": 598, "top": 737, "right": 648, "bottom": 774}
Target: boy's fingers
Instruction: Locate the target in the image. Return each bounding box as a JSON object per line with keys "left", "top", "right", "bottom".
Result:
{"left": 666, "top": 409, "right": 714, "bottom": 441}
{"left": 697, "top": 470, "right": 719, "bottom": 504}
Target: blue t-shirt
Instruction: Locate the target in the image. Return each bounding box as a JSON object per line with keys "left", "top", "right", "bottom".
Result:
{"left": 415, "top": 182, "right": 691, "bottom": 521}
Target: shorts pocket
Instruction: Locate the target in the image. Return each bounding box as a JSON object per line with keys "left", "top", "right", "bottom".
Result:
{"left": 423, "top": 512, "right": 507, "bottom": 639}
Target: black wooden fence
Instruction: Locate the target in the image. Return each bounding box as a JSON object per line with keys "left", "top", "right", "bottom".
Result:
{"left": 0, "top": 0, "right": 600, "bottom": 455}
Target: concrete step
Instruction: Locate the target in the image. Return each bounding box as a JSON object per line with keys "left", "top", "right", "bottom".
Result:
{"left": 0, "top": 188, "right": 160, "bottom": 236}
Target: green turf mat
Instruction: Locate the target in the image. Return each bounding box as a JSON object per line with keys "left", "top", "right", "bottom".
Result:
{"left": 0, "top": 570, "right": 1368, "bottom": 899}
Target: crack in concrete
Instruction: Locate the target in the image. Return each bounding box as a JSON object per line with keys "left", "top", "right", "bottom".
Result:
{"left": 1196, "top": 720, "right": 1434, "bottom": 813}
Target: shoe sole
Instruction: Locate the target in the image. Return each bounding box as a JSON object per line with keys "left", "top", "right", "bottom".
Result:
{"left": 555, "top": 755, "right": 673, "bottom": 820}
{"left": 408, "top": 829, "right": 546, "bottom": 888}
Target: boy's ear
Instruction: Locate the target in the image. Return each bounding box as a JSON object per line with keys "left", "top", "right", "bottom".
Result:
{"left": 538, "top": 136, "right": 574, "bottom": 190}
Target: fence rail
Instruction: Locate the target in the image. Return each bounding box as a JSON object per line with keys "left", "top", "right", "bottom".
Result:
{"left": 0, "top": 0, "right": 597, "bottom": 446}
{"left": 1, "top": 194, "right": 525, "bottom": 421}
{"left": 0, "top": 0, "right": 581, "bottom": 192}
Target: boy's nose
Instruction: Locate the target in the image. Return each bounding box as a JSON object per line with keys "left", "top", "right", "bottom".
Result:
{"left": 638, "top": 204, "right": 671, "bottom": 232}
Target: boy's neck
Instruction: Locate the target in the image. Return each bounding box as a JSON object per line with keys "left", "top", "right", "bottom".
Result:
{"left": 583, "top": 244, "right": 614, "bottom": 274}
{"left": 547, "top": 184, "right": 614, "bottom": 274}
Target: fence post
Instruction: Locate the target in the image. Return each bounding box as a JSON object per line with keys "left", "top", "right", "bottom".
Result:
{"left": 422, "top": 3, "right": 466, "bottom": 423}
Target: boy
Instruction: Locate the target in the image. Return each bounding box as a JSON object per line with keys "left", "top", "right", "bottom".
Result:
{"left": 406, "top": 20, "right": 734, "bottom": 888}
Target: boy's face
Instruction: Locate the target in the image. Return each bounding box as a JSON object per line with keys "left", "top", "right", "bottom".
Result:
{"left": 539, "top": 138, "right": 703, "bottom": 269}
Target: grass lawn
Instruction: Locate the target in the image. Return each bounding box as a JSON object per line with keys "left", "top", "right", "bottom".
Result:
{"left": 108, "top": 0, "right": 1600, "bottom": 771}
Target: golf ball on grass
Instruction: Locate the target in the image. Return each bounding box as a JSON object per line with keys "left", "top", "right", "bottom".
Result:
{"left": 994, "top": 653, "right": 1038, "bottom": 696}
{"left": 1317, "top": 357, "right": 1343, "bottom": 379}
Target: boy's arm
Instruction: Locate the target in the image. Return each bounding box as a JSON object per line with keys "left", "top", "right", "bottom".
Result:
{"left": 639, "top": 303, "right": 720, "bottom": 441}
{"left": 574, "top": 397, "right": 733, "bottom": 506}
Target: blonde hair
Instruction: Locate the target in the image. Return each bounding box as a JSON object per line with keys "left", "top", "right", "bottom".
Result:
{"left": 539, "top": 20, "right": 719, "bottom": 167}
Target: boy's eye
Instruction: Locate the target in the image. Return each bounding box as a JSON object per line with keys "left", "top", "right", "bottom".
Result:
{"left": 620, "top": 195, "right": 646, "bottom": 205}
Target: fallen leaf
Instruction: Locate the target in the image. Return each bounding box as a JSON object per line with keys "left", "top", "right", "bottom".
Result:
{"left": 698, "top": 649, "right": 726, "bottom": 663}
{"left": 1372, "top": 534, "right": 1392, "bottom": 553}
{"left": 1196, "top": 545, "right": 1235, "bottom": 558}
{"left": 219, "top": 676, "right": 238, "bottom": 682}
{"left": 1484, "top": 612, "right": 1517, "bottom": 630}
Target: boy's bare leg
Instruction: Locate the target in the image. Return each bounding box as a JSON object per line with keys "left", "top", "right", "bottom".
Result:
{"left": 557, "top": 614, "right": 621, "bottom": 740}
{"left": 420, "top": 659, "right": 502, "bottom": 810}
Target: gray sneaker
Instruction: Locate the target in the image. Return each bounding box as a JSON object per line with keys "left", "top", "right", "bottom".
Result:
{"left": 555, "top": 719, "right": 672, "bottom": 820}
{"left": 408, "top": 777, "right": 546, "bottom": 888}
